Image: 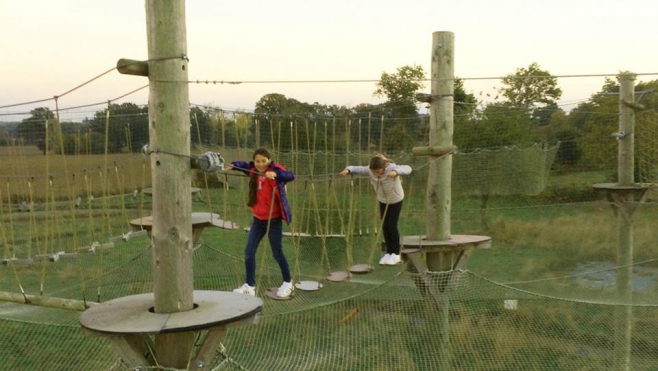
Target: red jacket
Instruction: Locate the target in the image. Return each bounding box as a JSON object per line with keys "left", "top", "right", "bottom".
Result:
{"left": 230, "top": 161, "right": 295, "bottom": 224}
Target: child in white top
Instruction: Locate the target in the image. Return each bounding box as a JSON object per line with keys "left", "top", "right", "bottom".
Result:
{"left": 340, "top": 154, "right": 412, "bottom": 265}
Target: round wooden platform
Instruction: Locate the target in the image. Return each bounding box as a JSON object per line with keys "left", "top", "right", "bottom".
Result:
{"left": 326, "top": 271, "right": 351, "bottom": 282}
{"left": 130, "top": 212, "right": 236, "bottom": 231}
{"left": 80, "top": 290, "right": 262, "bottom": 334}
{"left": 142, "top": 187, "right": 201, "bottom": 196}
{"left": 349, "top": 264, "right": 373, "bottom": 274}
{"left": 295, "top": 281, "right": 323, "bottom": 291}
{"left": 264, "top": 287, "right": 294, "bottom": 301}
{"left": 282, "top": 231, "right": 312, "bottom": 238}
{"left": 208, "top": 218, "right": 240, "bottom": 230}
{"left": 593, "top": 183, "right": 652, "bottom": 194}
{"left": 400, "top": 247, "right": 421, "bottom": 255}
{"left": 402, "top": 234, "right": 492, "bottom": 252}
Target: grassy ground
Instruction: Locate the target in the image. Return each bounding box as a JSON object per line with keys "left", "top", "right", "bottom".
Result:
{"left": 1, "top": 151, "right": 657, "bottom": 370}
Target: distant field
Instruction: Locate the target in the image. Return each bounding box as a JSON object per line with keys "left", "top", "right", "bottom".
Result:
{"left": 0, "top": 145, "right": 43, "bottom": 156}
{"left": 0, "top": 149, "right": 151, "bottom": 202}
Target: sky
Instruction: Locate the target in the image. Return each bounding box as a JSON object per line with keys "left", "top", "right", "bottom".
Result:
{"left": 1, "top": 0, "right": 657, "bottom": 117}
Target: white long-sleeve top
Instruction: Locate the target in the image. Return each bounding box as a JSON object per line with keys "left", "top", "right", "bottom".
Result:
{"left": 345, "top": 163, "right": 412, "bottom": 204}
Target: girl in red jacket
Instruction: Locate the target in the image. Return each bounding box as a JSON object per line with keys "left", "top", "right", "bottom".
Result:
{"left": 227, "top": 148, "right": 295, "bottom": 298}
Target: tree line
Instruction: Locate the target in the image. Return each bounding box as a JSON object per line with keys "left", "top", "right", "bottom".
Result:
{"left": 3, "top": 63, "right": 657, "bottom": 173}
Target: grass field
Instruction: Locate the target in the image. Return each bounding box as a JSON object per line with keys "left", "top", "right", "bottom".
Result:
{"left": 1, "top": 148, "right": 657, "bottom": 370}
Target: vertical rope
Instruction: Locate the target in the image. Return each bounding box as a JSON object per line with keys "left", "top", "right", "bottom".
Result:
{"left": 1, "top": 181, "right": 25, "bottom": 291}
{"left": 101, "top": 105, "right": 113, "bottom": 239}
{"left": 379, "top": 115, "right": 384, "bottom": 153}
{"left": 289, "top": 120, "right": 301, "bottom": 284}
{"left": 342, "top": 119, "right": 353, "bottom": 267}
{"left": 113, "top": 163, "right": 129, "bottom": 230}
{"left": 194, "top": 112, "right": 213, "bottom": 207}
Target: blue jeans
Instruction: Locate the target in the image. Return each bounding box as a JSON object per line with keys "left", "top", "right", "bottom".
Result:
{"left": 244, "top": 217, "right": 291, "bottom": 287}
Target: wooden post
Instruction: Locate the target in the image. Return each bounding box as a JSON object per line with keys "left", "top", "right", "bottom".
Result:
{"left": 146, "top": 0, "right": 195, "bottom": 368}
{"left": 618, "top": 74, "right": 636, "bottom": 186}
{"left": 614, "top": 73, "right": 636, "bottom": 371}
{"left": 407, "top": 31, "right": 490, "bottom": 371}
{"left": 426, "top": 31, "right": 454, "bottom": 269}
{"left": 82, "top": 5, "right": 262, "bottom": 370}
{"left": 426, "top": 31, "right": 454, "bottom": 371}
{"left": 0, "top": 290, "right": 96, "bottom": 311}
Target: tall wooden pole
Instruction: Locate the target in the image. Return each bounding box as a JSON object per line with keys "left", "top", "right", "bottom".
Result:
{"left": 618, "top": 75, "right": 636, "bottom": 187}
{"left": 613, "top": 73, "right": 636, "bottom": 371}
{"left": 426, "top": 31, "right": 454, "bottom": 371}
{"left": 146, "top": 0, "right": 195, "bottom": 367}
{"left": 426, "top": 31, "right": 454, "bottom": 270}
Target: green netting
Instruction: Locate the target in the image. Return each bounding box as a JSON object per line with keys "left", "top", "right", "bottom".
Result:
{"left": 1, "top": 108, "right": 657, "bottom": 370}
{"left": 453, "top": 144, "right": 559, "bottom": 197}
{"left": 2, "top": 199, "right": 657, "bottom": 370}
{"left": 637, "top": 106, "right": 658, "bottom": 184}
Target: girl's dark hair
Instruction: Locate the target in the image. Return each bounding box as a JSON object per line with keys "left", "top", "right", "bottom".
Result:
{"left": 253, "top": 147, "right": 271, "bottom": 160}
{"left": 369, "top": 155, "right": 390, "bottom": 171}
{"left": 248, "top": 148, "right": 272, "bottom": 207}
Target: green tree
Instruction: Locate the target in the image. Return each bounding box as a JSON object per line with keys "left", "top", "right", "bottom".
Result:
{"left": 373, "top": 64, "right": 426, "bottom": 152}
{"left": 453, "top": 78, "right": 480, "bottom": 150}
{"left": 190, "top": 106, "right": 213, "bottom": 146}
{"left": 0, "top": 129, "right": 13, "bottom": 146}
{"left": 497, "top": 62, "right": 562, "bottom": 109}
{"left": 578, "top": 77, "right": 620, "bottom": 170}
{"left": 480, "top": 102, "right": 536, "bottom": 147}
{"left": 578, "top": 75, "right": 658, "bottom": 174}
{"left": 254, "top": 93, "right": 305, "bottom": 117}
{"left": 254, "top": 93, "right": 352, "bottom": 151}
{"left": 352, "top": 103, "right": 388, "bottom": 152}
{"left": 454, "top": 78, "right": 479, "bottom": 119}
{"left": 234, "top": 111, "right": 252, "bottom": 148}
{"left": 89, "top": 103, "right": 148, "bottom": 153}
{"left": 541, "top": 108, "right": 583, "bottom": 169}
{"left": 18, "top": 107, "right": 54, "bottom": 150}
{"left": 567, "top": 101, "right": 596, "bottom": 130}
{"left": 374, "top": 64, "right": 426, "bottom": 104}
{"left": 255, "top": 93, "right": 302, "bottom": 150}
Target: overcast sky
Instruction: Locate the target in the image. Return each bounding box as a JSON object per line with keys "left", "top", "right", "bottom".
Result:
{"left": 2, "top": 0, "right": 657, "bottom": 116}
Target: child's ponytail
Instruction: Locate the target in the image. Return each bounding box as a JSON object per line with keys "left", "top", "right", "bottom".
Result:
{"left": 247, "top": 172, "right": 258, "bottom": 207}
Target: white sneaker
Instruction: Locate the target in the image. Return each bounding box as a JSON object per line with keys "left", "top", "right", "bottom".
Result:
{"left": 379, "top": 254, "right": 391, "bottom": 265}
{"left": 233, "top": 283, "right": 255, "bottom": 296}
{"left": 277, "top": 281, "right": 294, "bottom": 298}
{"left": 385, "top": 253, "right": 401, "bottom": 265}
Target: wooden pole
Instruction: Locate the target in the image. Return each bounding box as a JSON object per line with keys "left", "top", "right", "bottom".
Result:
{"left": 618, "top": 74, "right": 636, "bottom": 186}
{"left": 426, "top": 31, "right": 454, "bottom": 371}
{"left": 613, "top": 73, "right": 636, "bottom": 371}
{"left": 426, "top": 31, "right": 454, "bottom": 264}
{"left": 146, "top": 0, "right": 195, "bottom": 368}
{"left": 0, "top": 290, "right": 97, "bottom": 311}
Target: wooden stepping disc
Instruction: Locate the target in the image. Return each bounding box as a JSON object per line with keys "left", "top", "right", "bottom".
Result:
{"left": 282, "top": 231, "right": 312, "bottom": 238}
{"left": 265, "top": 287, "right": 294, "bottom": 301}
{"left": 349, "top": 264, "right": 373, "bottom": 274}
{"left": 1, "top": 258, "right": 34, "bottom": 266}
{"left": 326, "top": 271, "right": 351, "bottom": 282}
{"left": 401, "top": 247, "right": 421, "bottom": 255}
{"left": 295, "top": 281, "right": 323, "bottom": 291}
{"left": 209, "top": 219, "right": 239, "bottom": 230}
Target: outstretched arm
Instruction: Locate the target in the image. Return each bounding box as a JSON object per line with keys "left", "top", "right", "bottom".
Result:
{"left": 271, "top": 164, "right": 295, "bottom": 183}
{"left": 227, "top": 161, "right": 252, "bottom": 176}
{"left": 388, "top": 164, "right": 412, "bottom": 177}
{"left": 342, "top": 165, "right": 370, "bottom": 176}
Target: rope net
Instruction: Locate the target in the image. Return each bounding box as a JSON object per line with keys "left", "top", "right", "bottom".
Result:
{"left": 0, "top": 101, "right": 657, "bottom": 371}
